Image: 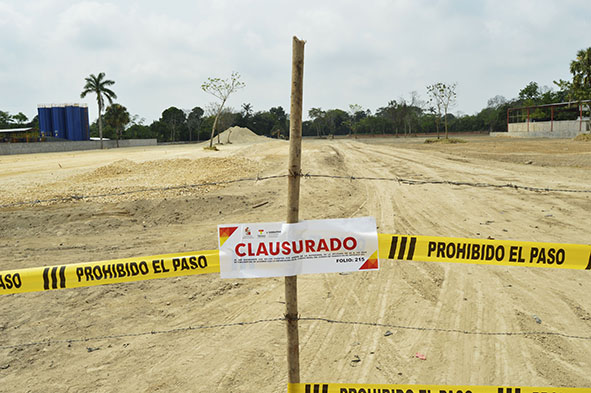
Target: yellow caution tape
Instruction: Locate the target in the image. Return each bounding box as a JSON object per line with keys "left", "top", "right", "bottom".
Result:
{"left": 289, "top": 382, "right": 589, "bottom": 393}
{"left": 378, "top": 233, "right": 591, "bottom": 271}
{"left": 1, "top": 234, "right": 589, "bottom": 295}
{"left": 0, "top": 250, "right": 219, "bottom": 295}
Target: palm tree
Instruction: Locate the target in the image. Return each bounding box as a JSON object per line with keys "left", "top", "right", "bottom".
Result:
{"left": 80, "top": 72, "right": 117, "bottom": 149}
{"left": 570, "top": 48, "right": 591, "bottom": 101}
{"left": 104, "top": 103, "right": 130, "bottom": 148}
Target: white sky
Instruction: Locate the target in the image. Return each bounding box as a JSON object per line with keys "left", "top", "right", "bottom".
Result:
{"left": 1, "top": 0, "right": 590, "bottom": 123}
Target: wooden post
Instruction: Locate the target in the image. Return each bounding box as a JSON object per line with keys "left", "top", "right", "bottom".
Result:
{"left": 285, "top": 36, "right": 305, "bottom": 385}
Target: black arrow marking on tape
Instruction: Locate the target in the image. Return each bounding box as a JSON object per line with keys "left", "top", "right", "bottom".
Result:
{"left": 388, "top": 236, "right": 398, "bottom": 259}
{"left": 43, "top": 266, "right": 67, "bottom": 290}
{"left": 305, "top": 384, "right": 328, "bottom": 393}
{"left": 50, "top": 267, "right": 58, "bottom": 289}
{"left": 498, "top": 388, "right": 521, "bottom": 393}
{"left": 43, "top": 267, "right": 50, "bottom": 290}
{"left": 407, "top": 236, "right": 417, "bottom": 260}
{"left": 388, "top": 236, "right": 418, "bottom": 261}
{"left": 586, "top": 252, "right": 591, "bottom": 270}
{"left": 59, "top": 266, "right": 66, "bottom": 288}
{"left": 397, "top": 236, "right": 408, "bottom": 259}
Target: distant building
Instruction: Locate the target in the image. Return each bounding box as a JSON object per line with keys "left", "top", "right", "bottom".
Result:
{"left": 38, "top": 104, "right": 90, "bottom": 141}
{"left": 0, "top": 127, "right": 41, "bottom": 143}
{"left": 507, "top": 100, "right": 591, "bottom": 138}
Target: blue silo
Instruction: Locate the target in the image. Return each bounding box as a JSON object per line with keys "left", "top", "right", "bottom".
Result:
{"left": 51, "top": 105, "right": 66, "bottom": 138}
{"left": 65, "top": 105, "right": 83, "bottom": 141}
{"left": 65, "top": 105, "right": 74, "bottom": 140}
{"left": 72, "top": 105, "right": 82, "bottom": 141}
{"left": 37, "top": 106, "right": 52, "bottom": 137}
{"left": 37, "top": 103, "right": 90, "bottom": 140}
{"left": 43, "top": 107, "right": 52, "bottom": 135}
{"left": 80, "top": 106, "right": 90, "bottom": 140}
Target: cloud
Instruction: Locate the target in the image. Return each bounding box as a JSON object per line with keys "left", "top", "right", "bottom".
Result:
{"left": 53, "top": 2, "right": 122, "bottom": 50}
{"left": 1, "top": 0, "right": 590, "bottom": 123}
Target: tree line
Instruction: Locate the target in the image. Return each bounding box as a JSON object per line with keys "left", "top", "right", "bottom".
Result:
{"left": 2, "top": 47, "right": 589, "bottom": 142}
{"left": 94, "top": 80, "right": 584, "bottom": 143}
{"left": 91, "top": 102, "right": 290, "bottom": 143}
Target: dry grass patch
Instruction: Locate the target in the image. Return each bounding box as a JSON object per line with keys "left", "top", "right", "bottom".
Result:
{"left": 574, "top": 133, "right": 591, "bottom": 142}
{"left": 424, "top": 137, "right": 467, "bottom": 144}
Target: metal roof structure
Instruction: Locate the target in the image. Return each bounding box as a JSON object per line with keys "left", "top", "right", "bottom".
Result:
{"left": 507, "top": 100, "right": 590, "bottom": 134}
{"left": 508, "top": 100, "right": 591, "bottom": 111}
{"left": 37, "top": 103, "right": 88, "bottom": 108}
{"left": 0, "top": 128, "right": 33, "bottom": 133}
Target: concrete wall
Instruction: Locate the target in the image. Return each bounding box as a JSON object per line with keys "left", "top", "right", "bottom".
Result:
{"left": 506, "top": 120, "right": 590, "bottom": 138}
{"left": 0, "top": 139, "right": 157, "bottom": 155}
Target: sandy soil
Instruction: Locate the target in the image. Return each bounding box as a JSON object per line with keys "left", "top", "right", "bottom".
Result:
{"left": 1, "top": 132, "right": 590, "bottom": 392}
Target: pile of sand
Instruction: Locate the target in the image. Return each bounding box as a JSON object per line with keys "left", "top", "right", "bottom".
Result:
{"left": 1, "top": 157, "right": 260, "bottom": 205}
{"left": 84, "top": 159, "right": 138, "bottom": 178}
{"left": 212, "top": 126, "right": 269, "bottom": 144}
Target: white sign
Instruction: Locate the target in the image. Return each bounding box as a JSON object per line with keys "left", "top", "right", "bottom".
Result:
{"left": 218, "top": 217, "right": 379, "bottom": 278}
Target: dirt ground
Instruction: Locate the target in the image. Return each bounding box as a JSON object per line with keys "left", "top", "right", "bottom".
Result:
{"left": 1, "top": 131, "right": 590, "bottom": 392}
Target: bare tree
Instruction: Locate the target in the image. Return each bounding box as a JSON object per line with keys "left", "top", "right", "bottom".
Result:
{"left": 201, "top": 72, "right": 245, "bottom": 148}
{"left": 205, "top": 103, "right": 236, "bottom": 143}
{"left": 395, "top": 92, "right": 424, "bottom": 136}
{"left": 347, "top": 104, "right": 363, "bottom": 136}
{"left": 427, "top": 82, "right": 457, "bottom": 139}
{"left": 487, "top": 95, "right": 507, "bottom": 109}
{"left": 308, "top": 107, "right": 326, "bottom": 138}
